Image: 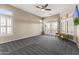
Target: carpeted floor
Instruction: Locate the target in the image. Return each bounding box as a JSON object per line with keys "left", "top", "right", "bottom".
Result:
{"left": 8, "top": 43, "right": 54, "bottom": 55}
{"left": 0, "top": 35, "right": 79, "bottom": 55}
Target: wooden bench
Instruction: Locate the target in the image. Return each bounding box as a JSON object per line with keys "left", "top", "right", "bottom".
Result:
{"left": 56, "top": 32, "right": 73, "bottom": 41}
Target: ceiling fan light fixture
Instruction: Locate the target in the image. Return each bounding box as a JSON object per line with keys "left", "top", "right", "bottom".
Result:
{"left": 41, "top": 9, "right": 45, "bottom": 11}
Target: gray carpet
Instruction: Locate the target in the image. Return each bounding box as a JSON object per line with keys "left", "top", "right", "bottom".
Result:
{"left": 8, "top": 44, "right": 54, "bottom": 55}
{"left": 0, "top": 35, "right": 79, "bottom": 55}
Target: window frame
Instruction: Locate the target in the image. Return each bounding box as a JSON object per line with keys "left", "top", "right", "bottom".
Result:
{"left": 0, "top": 14, "right": 13, "bottom": 37}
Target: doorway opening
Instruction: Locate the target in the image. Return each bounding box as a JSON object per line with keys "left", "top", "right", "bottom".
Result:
{"left": 45, "top": 21, "right": 58, "bottom": 35}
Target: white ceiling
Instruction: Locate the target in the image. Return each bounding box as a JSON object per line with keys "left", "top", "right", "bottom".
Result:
{"left": 10, "top": 4, "right": 75, "bottom": 17}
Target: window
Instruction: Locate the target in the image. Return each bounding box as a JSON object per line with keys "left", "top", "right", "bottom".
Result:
{"left": 61, "top": 19, "right": 66, "bottom": 33}
{"left": 67, "top": 17, "right": 74, "bottom": 35}
{"left": 0, "top": 16, "right": 12, "bottom": 36}
{"left": 60, "top": 17, "right": 74, "bottom": 35}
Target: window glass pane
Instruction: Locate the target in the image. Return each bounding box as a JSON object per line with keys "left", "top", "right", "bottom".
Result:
{"left": 61, "top": 20, "right": 66, "bottom": 33}
{"left": 0, "top": 27, "right": 6, "bottom": 35}
{"left": 7, "top": 18, "right": 12, "bottom": 26}
{"left": 0, "top": 9, "right": 12, "bottom": 16}
{"left": 0, "top": 16, "right": 12, "bottom": 36}
{"left": 0, "top": 17, "right": 6, "bottom": 26}
{"left": 67, "top": 17, "right": 74, "bottom": 35}
{"left": 7, "top": 27, "right": 12, "bottom": 34}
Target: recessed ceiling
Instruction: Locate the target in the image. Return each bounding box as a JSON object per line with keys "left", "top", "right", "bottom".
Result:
{"left": 10, "top": 4, "right": 75, "bottom": 17}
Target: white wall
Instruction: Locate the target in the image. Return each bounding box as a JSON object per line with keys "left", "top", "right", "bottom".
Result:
{"left": 0, "top": 5, "right": 42, "bottom": 44}
{"left": 16, "top": 21, "right": 42, "bottom": 39}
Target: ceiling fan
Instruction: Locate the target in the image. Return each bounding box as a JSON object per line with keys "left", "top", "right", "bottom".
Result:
{"left": 36, "top": 4, "right": 51, "bottom": 11}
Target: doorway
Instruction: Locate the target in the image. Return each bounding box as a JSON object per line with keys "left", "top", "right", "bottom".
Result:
{"left": 45, "top": 21, "right": 58, "bottom": 35}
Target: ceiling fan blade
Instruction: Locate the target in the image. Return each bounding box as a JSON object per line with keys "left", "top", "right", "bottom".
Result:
{"left": 45, "top": 9, "right": 51, "bottom": 11}
{"left": 44, "top": 4, "right": 48, "bottom": 8}
{"left": 36, "top": 6, "right": 40, "bottom": 8}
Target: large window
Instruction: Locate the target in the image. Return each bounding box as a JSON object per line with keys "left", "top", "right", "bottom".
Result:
{"left": 60, "top": 17, "right": 74, "bottom": 35}
{"left": 61, "top": 19, "right": 66, "bottom": 33}
{"left": 67, "top": 17, "right": 74, "bottom": 35}
{"left": 0, "top": 16, "right": 12, "bottom": 36}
